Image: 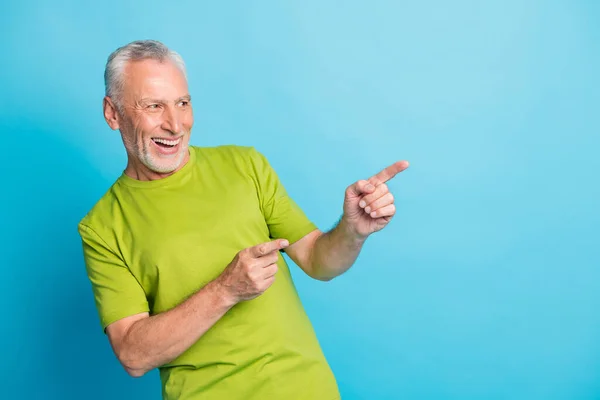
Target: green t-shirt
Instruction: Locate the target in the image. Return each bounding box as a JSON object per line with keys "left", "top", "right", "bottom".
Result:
{"left": 78, "top": 145, "right": 340, "bottom": 400}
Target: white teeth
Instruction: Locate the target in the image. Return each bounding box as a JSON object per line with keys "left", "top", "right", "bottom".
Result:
{"left": 153, "top": 137, "right": 181, "bottom": 146}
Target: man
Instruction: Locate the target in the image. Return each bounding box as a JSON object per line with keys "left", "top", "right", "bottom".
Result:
{"left": 79, "top": 40, "right": 408, "bottom": 400}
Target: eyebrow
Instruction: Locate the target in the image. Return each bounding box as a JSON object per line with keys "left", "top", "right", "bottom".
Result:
{"left": 139, "top": 95, "right": 191, "bottom": 104}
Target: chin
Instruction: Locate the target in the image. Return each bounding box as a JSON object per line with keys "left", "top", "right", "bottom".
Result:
{"left": 143, "top": 147, "right": 188, "bottom": 174}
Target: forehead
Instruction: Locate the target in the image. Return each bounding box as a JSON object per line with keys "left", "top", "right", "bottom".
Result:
{"left": 121, "top": 58, "right": 188, "bottom": 97}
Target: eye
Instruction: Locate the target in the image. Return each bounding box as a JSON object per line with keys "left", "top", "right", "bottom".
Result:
{"left": 147, "top": 104, "right": 160, "bottom": 110}
{"left": 178, "top": 100, "right": 190, "bottom": 107}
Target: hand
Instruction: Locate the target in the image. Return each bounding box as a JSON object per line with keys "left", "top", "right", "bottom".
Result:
{"left": 343, "top": 160, "right": 410, "bottom": 238}
{"left": 216, "top": 239, "right": 289, "bottom": 304}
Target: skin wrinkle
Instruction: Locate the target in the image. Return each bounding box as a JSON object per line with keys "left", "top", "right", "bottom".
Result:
{"left": 106, "top": 58, "right": 194, "bottom": 181}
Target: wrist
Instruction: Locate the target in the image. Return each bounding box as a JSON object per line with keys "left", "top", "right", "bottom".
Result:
{"left": 339, "top": 215, "right": 369, "bottom": 244}
{"left": 207, "top": 278, "right": 239, "bottom": 309}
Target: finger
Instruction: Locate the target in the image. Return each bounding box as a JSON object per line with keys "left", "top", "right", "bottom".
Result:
{"left": 363, "top": 192, "right": 394, "bottom": 214}
{"left": 263, "top": 263, "right": 278, "bottom": 278}
{"left": 258, "top": 252, "right": 280, "bottom": 268}
{"left": 346, "top": 179, "right": 376, "bottom": 197}
{"left": 359, "top": 183, "right": 389, "bottom": 209}
{"left": 250, "top": 239, "right": 289, "bottom": 258}
{"left": 368, "top": 204, "right": 396, "bottom": 219}
{"left": 368, "top": 160, "right": 409, "bottom": 186}
{"left": 263, "top": 275, "right": 276, "bottom": 290}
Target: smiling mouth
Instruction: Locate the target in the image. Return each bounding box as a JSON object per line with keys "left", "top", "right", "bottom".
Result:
{"left": 152, "top": 137, "right": 182, "bottom": 148}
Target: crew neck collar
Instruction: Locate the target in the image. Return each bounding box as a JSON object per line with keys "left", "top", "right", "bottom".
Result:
{"left": 117, "top": 147, "right": 196, "bottom": 188}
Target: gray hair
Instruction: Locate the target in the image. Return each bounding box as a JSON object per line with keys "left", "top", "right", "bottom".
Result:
{"left": 104, "top": 40, "right": 187, "bottom": 109}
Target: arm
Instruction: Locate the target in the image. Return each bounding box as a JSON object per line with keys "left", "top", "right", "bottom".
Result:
{"left": 285, "top": 220, "right": 365, "bottom": 281}
{"left": 286, "top": 161, "right": 410, "bottom": 281}
{"left": 105, "top": 239, "right": 288, "bottom": 377}
{"left": 106, "top": 279, "right": 234, "bottom": 377}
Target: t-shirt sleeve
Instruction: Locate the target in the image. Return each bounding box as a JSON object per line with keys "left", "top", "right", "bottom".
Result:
{"left": 248, "top": 147, "right": 318, "bottom": 244}
{"left": 78, "top": 223, "right": 150, "bottom": 332}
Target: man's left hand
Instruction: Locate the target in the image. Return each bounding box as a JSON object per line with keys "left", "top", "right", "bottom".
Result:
{"left": 343, "top": 160, "right": 410, "bottom": 239}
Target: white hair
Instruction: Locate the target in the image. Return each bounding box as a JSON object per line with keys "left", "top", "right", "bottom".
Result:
{"left": 104, "top": 40, "right": 187, "bottom": 109}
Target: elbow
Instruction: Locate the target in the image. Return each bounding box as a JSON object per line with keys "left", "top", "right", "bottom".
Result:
{"left": 108, "top": 318, "right": 154, "bottom": 378}
{"left": 122, "top": 359, "right": 150, "bottom": 378}
{"left": 309, "top": 265, "right": 336, "bottom": 281}
{"left": 314, "top": 273, "right": 334, "bottom": 282}
{"left": 125, "top": 366, "right": 148, "bottom": 378}
{"left": 116, "top": 349, "right": 151, "bottom": 378}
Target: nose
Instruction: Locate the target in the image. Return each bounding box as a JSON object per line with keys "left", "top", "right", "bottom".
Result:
{"left": 162, "top": 105, "right": 182, "bottom": 134}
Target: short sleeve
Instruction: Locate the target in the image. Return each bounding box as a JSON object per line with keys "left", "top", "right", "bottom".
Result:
{"left": 248, "top": 148, "right": 318, "bottom": 244}
{"left": 78, "top": 223, "right": 149, "bottom": 331}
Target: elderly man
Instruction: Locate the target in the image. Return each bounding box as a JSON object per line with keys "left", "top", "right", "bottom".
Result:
{"left": 79, "top": 40, "right": 408, "bottom": 400}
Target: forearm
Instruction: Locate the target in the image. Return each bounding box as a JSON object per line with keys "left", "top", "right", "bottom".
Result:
{"left": 310, "top": 217, "right": 367, "bottom": 281}
{"left": 118, "top": 279, "right": 235, "bottom": 376}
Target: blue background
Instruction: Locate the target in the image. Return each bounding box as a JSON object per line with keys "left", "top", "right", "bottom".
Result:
{"left": 2, "top": 1, "right": 599, "bottom": 399}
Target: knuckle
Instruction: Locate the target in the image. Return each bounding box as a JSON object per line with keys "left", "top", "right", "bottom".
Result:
{"left": 388, "top": 192, "right": 394, "bottom": 202}
{"left": 258, "top": 245, "right": 266, "bottom": 256}
{"left": 248, "top": 269, "right": 260, "bottom": 282}
{"left": 380, "top": 183, "right": 388, "bottom": 192}
{"left": 243, "top": 262, "right": 254, "bottom": 273}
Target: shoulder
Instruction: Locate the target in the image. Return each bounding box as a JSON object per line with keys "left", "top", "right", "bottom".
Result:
{"left": 78, "top": 182, "right": 121, "bottom": 237}
{"left": 191, "top": 144, "right": 268, "bottom": 172}
{"left": 191, "top": 144, "right": 260, "bottom": 160}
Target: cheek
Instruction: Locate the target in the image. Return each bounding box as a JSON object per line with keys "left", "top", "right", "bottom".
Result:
{"left": 134, "top": 116, "right": 162, "bottom": 137}
{"left": 184, "top": 111, "right": 194, "bottom": 129}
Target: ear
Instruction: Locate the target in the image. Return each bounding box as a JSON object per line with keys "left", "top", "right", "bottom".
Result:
{"left": 103, "top": 96, "right": 121, "bottom": 130}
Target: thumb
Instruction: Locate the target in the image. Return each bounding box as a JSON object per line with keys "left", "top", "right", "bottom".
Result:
{"left": 346, "top": 180, "right": 376, "bottom": 198}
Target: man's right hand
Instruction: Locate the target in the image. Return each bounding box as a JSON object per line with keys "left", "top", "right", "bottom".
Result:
{"left": 216, "top": 239, "right": 290, "bottom": 304}
{"left": 104, "top": 239, "right": 289, "bottom": 377}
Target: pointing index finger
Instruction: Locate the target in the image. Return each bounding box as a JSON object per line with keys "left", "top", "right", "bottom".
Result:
{"left": 251, "top": 239, "right": 289, "bottom": 258}
{"left": 368, "top": 160, "right": 409, "bottom": 186}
